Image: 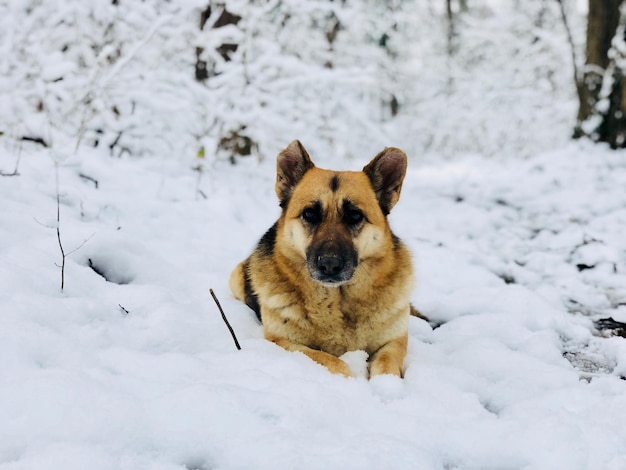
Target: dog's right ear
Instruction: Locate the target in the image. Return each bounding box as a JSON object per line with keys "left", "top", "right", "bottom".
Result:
{"left": 276, "top": 140, "right": 315, "bottom": 207}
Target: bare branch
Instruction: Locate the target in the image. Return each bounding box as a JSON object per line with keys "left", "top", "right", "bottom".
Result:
{"left": 33, "top": 217, "right": 57, "bottom": 229}
{"left": 55, "top": 161, "right": 66, "bottom": 291}
{"left": 66, "top": 232, "right": 96, "bottom": 257}
{"left": 21, "top": 135, "right": 49, "bottom": 147}
{"left": 51, "top": 161, "right": 95, "bottom": 291}
{"left": 556, "top": 0, "right": 581, "bottom": 85}
{"left": 78, "top": 173, "right": 99, "bottom": 188}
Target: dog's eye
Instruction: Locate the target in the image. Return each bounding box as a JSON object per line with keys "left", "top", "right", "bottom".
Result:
{"left": 302, "top": 207, "right": 322, "bottom": 224}
{"left": 344, "top": 209, "right": 364, "bottom": 226}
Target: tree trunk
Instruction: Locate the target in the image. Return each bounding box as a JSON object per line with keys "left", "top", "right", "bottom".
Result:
{"left": 574, "top": 0, "right": 622, "bottom": 138}
{"left": 597, "top": 60, "right": 626, "bottom": 148}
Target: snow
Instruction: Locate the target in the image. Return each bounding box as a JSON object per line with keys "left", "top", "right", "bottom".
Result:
{"left": 3, "top": 140, "right": 626, "bottom": 469}
{"left": 2, "top": 0, "right": 626, "bottom": 469}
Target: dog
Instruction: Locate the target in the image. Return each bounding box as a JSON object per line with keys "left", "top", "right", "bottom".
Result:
{"left": 229, "top": 140, "right": 415, "bottom": 378}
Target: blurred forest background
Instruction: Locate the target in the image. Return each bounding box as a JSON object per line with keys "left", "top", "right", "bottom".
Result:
{"left": 3, "top": 0, "right": 626, "bottom": 167}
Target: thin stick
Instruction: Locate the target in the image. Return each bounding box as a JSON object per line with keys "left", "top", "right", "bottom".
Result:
{"left": 78, "top": 173, "right": 99, "bottom": 189}
{"left": 210, "top": 288, "right": 241, "bottom": 350}
{"left": 55, "top": 161, "right": 66, "bottom": 291}
{"left": 66, "top": 232, "right": 96, "bottom": 257}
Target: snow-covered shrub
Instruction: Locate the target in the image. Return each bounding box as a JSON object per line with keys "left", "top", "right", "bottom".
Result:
{"left": 389, "top": 0, "right": 584, "bottom": 159}
{"left": 0, "top": 0, "right": 209, "bottom": 160}
{"left": 0, "top": 0, "right": 585, "bottom": 164}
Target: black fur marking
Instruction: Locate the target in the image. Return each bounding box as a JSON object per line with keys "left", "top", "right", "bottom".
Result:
{"left": 243, "top": 262, "right": 262, "bottom": 322}
{"left": 391, "top": 233, "right": 401, "bottom": 249}
{"left": 257, "top": 222, "right": 277, "bottom": 257}
{"left": 363, "top": 176, "right": 391, "bottom": 215}
{"left": 302, "top": 201, "right": 323, "bottom": 225}
{"left": 342, "top": 200, "right": 366, "bottom": 228}
{"left": 379, "top": 198, "right": 391, "bottom": 216}
{"left": 245, "top": 223, "right": 278, "bottom": 322}
{"left": 330, "top": 175, "right": 340, "bottom": 192}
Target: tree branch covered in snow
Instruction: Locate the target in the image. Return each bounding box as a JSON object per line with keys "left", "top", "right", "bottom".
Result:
{"left": 0, "top": 0, "right": 582, "bottom": 162}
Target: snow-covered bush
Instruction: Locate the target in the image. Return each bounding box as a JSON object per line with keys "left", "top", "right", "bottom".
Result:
{"left": 0, "top": 0, "right": 584, "bottom": 164}
{"left": 0, "top": 0, "right": 212, "bottom": 159}
{"left": 390, "top": 0, "right": 583, "bottom": 158}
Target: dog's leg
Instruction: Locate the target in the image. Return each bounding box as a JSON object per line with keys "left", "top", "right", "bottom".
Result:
{"left": 368, "top": 334, "right": 408, "bottom": 377}
{"left": 270, "top": 337, "right": 354, "bottom": 377}
{"left": 410, "top": 304, "right": 429, "bottom": 322}
{"left": 229, "top": 261, "right": 246, "bottom": 301}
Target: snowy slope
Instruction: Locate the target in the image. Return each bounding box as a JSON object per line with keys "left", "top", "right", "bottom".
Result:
{"left": 2, "top": 139, "right": 626, "bottom": 470}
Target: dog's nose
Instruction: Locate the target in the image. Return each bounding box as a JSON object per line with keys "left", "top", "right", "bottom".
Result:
{"left": 317, "top": 255, "right": 344, "bottom": 276}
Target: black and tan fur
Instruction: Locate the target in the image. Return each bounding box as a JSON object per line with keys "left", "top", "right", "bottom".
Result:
{"left": 229, "top": 140, "right": 415, "bottom": 378}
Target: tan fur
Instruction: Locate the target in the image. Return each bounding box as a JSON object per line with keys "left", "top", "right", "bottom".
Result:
{"left": 229, "top": 262, "right": 246, "bottom": 302}
{"left": 230, "top": 141, "right": 415, "bottom": 378}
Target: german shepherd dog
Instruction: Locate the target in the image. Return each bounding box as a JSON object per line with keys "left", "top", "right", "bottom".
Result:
{"left": 230, "top": 141, "right": 415, "bottom": 378}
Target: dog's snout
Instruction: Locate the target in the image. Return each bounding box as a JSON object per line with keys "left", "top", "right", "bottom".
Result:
{"left": 317, "top": 255, "right": 344, "bottom": 276}
{"left": 307, "top": 241, "right": 357, "bottom": 286}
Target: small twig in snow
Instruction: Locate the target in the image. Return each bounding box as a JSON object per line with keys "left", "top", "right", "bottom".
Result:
{"left": 53, "top": 161, "right": 94, "bottom": 291}
{"left": 66, "top": 233, "right": 96, "bottom": 257}
{"left": 55, "top": 162, "right": 66, "bottom": 291}
{"left": 21, "top": 135, "right": 49, "bottom": 148}
{"left": 210, "top": 288, "right": 241, "bottom": 350}
{"left": 78, "top": 173, "right": 99, "bottom": 189}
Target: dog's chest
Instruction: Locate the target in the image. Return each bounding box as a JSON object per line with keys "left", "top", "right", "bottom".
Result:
{"left": 299, "top": 296, "right": 390, "bottom": 355}
{"left": 262, "top": 285, "right": 406, "bottom": 356}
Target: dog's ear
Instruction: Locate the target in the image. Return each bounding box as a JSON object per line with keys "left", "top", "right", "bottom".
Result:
{"left": 363, "top": 147, "right": 407, "bottom": 215}
{"left": 276, "top": 140, "right": 315, "bottom": 206}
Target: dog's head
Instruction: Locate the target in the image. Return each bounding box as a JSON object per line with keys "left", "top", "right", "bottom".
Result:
{"left": 275, "top": 140, "right": 407, "bottom": 287}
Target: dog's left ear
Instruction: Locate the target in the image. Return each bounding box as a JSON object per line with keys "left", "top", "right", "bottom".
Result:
{"left": 276, "top": 140, "right": 315, "bottom": 207}
{"left": 363, "top": 147, "right": 408, "bottom": 215}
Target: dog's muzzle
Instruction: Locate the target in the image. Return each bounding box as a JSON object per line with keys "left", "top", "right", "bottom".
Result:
{"left": 306, "top": 243, "right": 358, "bottom": 286}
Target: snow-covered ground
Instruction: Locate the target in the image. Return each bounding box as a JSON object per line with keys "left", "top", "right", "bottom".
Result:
{"left": 2, "top": 1, "right": 626, "bottom": 468}
{"left": 2, "top": 137, "right": 626, "bottom": 470}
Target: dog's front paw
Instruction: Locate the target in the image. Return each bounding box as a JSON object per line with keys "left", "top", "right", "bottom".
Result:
{"left": 368, "top": 335, "right": 407, "bottom": 378}
{"left": 295, "top": 346, "right": 355, "bottom": 378}
{"left": 369, "top": 358, "right": 403, "bottom": 378}
{"left": 324, "top": 356, "right": 355, "bottom": 378}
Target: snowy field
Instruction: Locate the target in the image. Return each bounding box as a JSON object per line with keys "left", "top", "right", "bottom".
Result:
{"left": 3, "top": 0, "right": 626, "bottom": 469}
{"left": 2, "top": 139, "right": 626, "bottom": 470}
